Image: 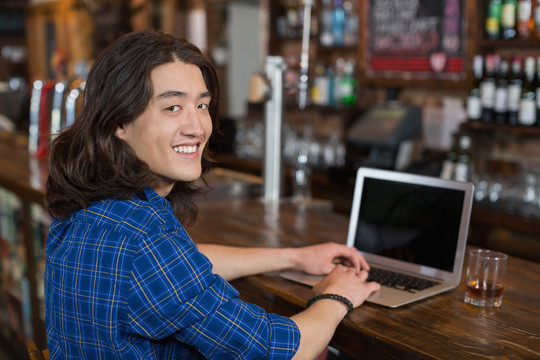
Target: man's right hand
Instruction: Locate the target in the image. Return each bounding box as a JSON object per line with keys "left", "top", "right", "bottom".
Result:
{"left": 312, "top": 265, "right": 380, "bottom": 308}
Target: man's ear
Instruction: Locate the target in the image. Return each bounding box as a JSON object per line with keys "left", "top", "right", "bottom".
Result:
{"left": 114, "top": 123, "right": 127, "bottom": 140}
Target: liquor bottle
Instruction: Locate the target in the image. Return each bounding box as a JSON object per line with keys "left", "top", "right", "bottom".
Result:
{"left": 494, "top": 57, "right": 510, "bottom": 124}
{"left": 332, "top": 0, "right": 346, "bottom": 46}
{"left": 311, "top": 62, "right": 330, "bottom": 106}
{"left": 333, "top": 57, "right": 345, "bottom": 106}
{"left": 326, "top": 65, "right": 335, "bottom": 106}
{"left": 320, "top": 0, "right": 334, "bottom": 46}
{"left": 467, "top": 55, "right": 483, "bottom": 122}
{"left": 339, "top": 58, "right": 356, "bottom": 106}
{"left": 507, "top": 56, "right": 523, "bottom": 125}
{"left": 517, "top": 0, "right": 533, "bottom": 38}
{"left": 276, "top": 3, "right": 288, "bottom": 38}
{"left": 440, "top": 133, "right": 459, "bottom": 180}
{"left": 454, "top": 135, "right": 472, "bottom": 182}
{"left": 343, "top": 0, "right": 359, "bottom": 46}
{"left": 481, "top": 54, "right": 497, "bottom": 123}
{"left": 534, "top": 0, "right": 540, "bottom": 38}
{"left": 518, "top": 56, "right": 537, "bottom": 125}
{"left": 536, "top": 56, "right": 540, "bottom": 125}
{"left": 486, "top": 0, "right": 502, "bottom": 40}
{"left": 501, "top": 0, "right": 517, "bottom": 39}
{"left": 285, "top": 0, "right": 299, "bottom": 38}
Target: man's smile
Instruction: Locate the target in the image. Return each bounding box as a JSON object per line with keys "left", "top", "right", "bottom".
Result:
{"left": 173, "top": 145, "right": 198, "bottom": 154}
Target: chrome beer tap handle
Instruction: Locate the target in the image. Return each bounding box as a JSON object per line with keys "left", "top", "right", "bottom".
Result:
{"left": 65, "top": 81, "right": 86, "bottom": 127}
{"left": 28, "top": 80, "right": 43, "bottom": 154}
{"left": 51, "top": 81, "right": 68, "bottom": 138}
{"left": 36, "top": 80, "right": 56, "bottom": 157}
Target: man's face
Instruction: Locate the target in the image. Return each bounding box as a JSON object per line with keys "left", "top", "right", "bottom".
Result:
{"left": 115, "top": 60, "right": 212, "bottom": 196}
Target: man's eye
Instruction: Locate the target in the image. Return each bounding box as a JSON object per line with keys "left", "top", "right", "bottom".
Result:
{"left": 166, "top": 105, "right": 181, "bottom": 111}
{"left": 198, "top": 103, "right": 209, "bottom": 110}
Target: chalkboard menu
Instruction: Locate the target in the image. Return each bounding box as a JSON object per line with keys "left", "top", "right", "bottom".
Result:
{"left": 363, "top": 0, "right": 467, "bottom": 83}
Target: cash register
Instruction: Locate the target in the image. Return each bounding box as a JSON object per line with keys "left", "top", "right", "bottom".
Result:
{"left": 346, "top": 104, "right": 422, "bottom": 170}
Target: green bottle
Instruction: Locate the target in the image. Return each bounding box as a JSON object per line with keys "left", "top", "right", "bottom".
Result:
{"left": 486, "top": 0, "right": 502, "bottom": 40}
{"left": 340, "top": 59, "right": 356, "bottom": 107}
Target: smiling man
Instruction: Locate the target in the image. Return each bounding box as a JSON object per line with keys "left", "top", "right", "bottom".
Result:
{"left": 115, "top": 61, "right": 213, "bottom": 194}
{"left": 44, "top": 29, "right": 379, "bottom": 360}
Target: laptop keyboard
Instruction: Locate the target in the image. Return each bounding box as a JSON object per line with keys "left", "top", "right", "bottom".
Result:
{"left": 367, "top": 267, "right": 440, "bottom": 293}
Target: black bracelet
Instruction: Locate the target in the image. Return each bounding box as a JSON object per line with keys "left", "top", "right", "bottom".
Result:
{"left": 305, "top": 293, "right": 354, "bottom": 314}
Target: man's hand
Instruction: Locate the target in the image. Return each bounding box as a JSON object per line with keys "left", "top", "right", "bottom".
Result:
{"left": 313, "top": 265, "right": 380, "bottom": 307}
{"left": 289, "top": 242, "right": 369, "bottom": 275}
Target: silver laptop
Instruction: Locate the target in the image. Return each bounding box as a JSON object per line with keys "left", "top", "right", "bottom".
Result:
{"left": 281, "top": 167, "right": 474, "bottom": 308}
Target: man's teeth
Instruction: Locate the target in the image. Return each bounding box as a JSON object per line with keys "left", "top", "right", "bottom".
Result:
{"left": 173, "top": 145, "right": 197, "bottom": 154}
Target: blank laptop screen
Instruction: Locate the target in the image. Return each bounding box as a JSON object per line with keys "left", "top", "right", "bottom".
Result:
{"left": 354, "top": 177, "right": 465, "bottom": 272}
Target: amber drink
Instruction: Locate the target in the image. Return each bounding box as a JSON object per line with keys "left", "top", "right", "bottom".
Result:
{"left": 464, "top": 249, "right": 508, "bottom": 307}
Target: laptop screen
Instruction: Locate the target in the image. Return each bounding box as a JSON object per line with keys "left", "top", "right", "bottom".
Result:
{"left": 354, "top": 177, "right": 465, "bottom": 273}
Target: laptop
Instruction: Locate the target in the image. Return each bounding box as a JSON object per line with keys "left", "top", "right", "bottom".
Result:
{"left": 281, "top": 167, "right": 474, "bottom": 308}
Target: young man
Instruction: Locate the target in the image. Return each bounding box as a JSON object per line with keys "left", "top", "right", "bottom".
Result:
{"left": 45, "top": 29, "right": 380, "bottom": 359}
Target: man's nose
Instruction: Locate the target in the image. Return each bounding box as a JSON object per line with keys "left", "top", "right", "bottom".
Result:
{"left": 181, "top": 108, "right": 205, "bottom": 137}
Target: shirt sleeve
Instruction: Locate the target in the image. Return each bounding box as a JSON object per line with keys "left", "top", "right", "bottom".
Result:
{"left": 128, "top": 226, "right": 300, "bottom": 359}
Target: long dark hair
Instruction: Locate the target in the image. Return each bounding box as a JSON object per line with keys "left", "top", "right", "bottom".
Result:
{"left": 46, "top": 29, "right": 220, "bottom": 226}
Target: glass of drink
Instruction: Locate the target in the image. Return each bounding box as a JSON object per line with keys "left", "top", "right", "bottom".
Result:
{"left": 291, "top": 141, "right": 312, "bottom": 204}
{"left": 464, "top": 249, "right": 508, "bottom": 307}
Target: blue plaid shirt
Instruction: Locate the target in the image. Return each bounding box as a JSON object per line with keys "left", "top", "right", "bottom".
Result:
{"left": 45, "top": 187, "right": 300, "bottom": 359}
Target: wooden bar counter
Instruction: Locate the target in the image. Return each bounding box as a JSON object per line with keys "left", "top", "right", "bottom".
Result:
{"left": 192, "top": 178, "right": 540, "bottom": 359}
{"left": 0, "top": 134, "right": 539, "bottom": 359}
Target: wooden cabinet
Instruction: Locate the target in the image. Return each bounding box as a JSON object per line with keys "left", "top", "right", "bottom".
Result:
{"left": 25, "top": 0, "right": 181, "bottom": 82}
{"left": 231, "top": 1, "right": 540, "bottom": 262}
{"left": 455, "top": 1, "right": 540, "bottom": 262}
{"left": 0, "top": 1, "right": 28, "bottom": 81}
{"left": 25, "top": 0, "right": 94, "bottom": 81}
{"left": 267, "top": 0, "right": 360, "bottom": 111}
{"left": 459, "top": 121, "right": 540, "bottom": 263}
{"left": 476, "top": 0, "right": 540, "bottom": 53}
{"left": 0, "top": 134, "right": 49, "bottom": 356}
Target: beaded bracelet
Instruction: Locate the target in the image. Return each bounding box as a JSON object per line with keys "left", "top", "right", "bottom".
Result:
{"left": 305, "top": 293, "right": 354, "bottom": 314}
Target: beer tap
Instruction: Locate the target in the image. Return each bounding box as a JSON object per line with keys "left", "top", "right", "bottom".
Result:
{"left": 28, "top": 80, "right": 43, "bottom": 154}
{"left": 65, "top": 80, "right": 86, "bottom": 127}
{"left": 248, "top": 57, "right": 286, "bottom": 202}
{"left": 29, "top": 79, "right": 55, "bottom": 157}
{"left": 50, "top": 81, "right": 68, "bottom": 138}
{"left": 262, "top": 56, "right": 286, "bottom": 202}
{"left": 246, "top": 0, "right": 313, "bottom": 202}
